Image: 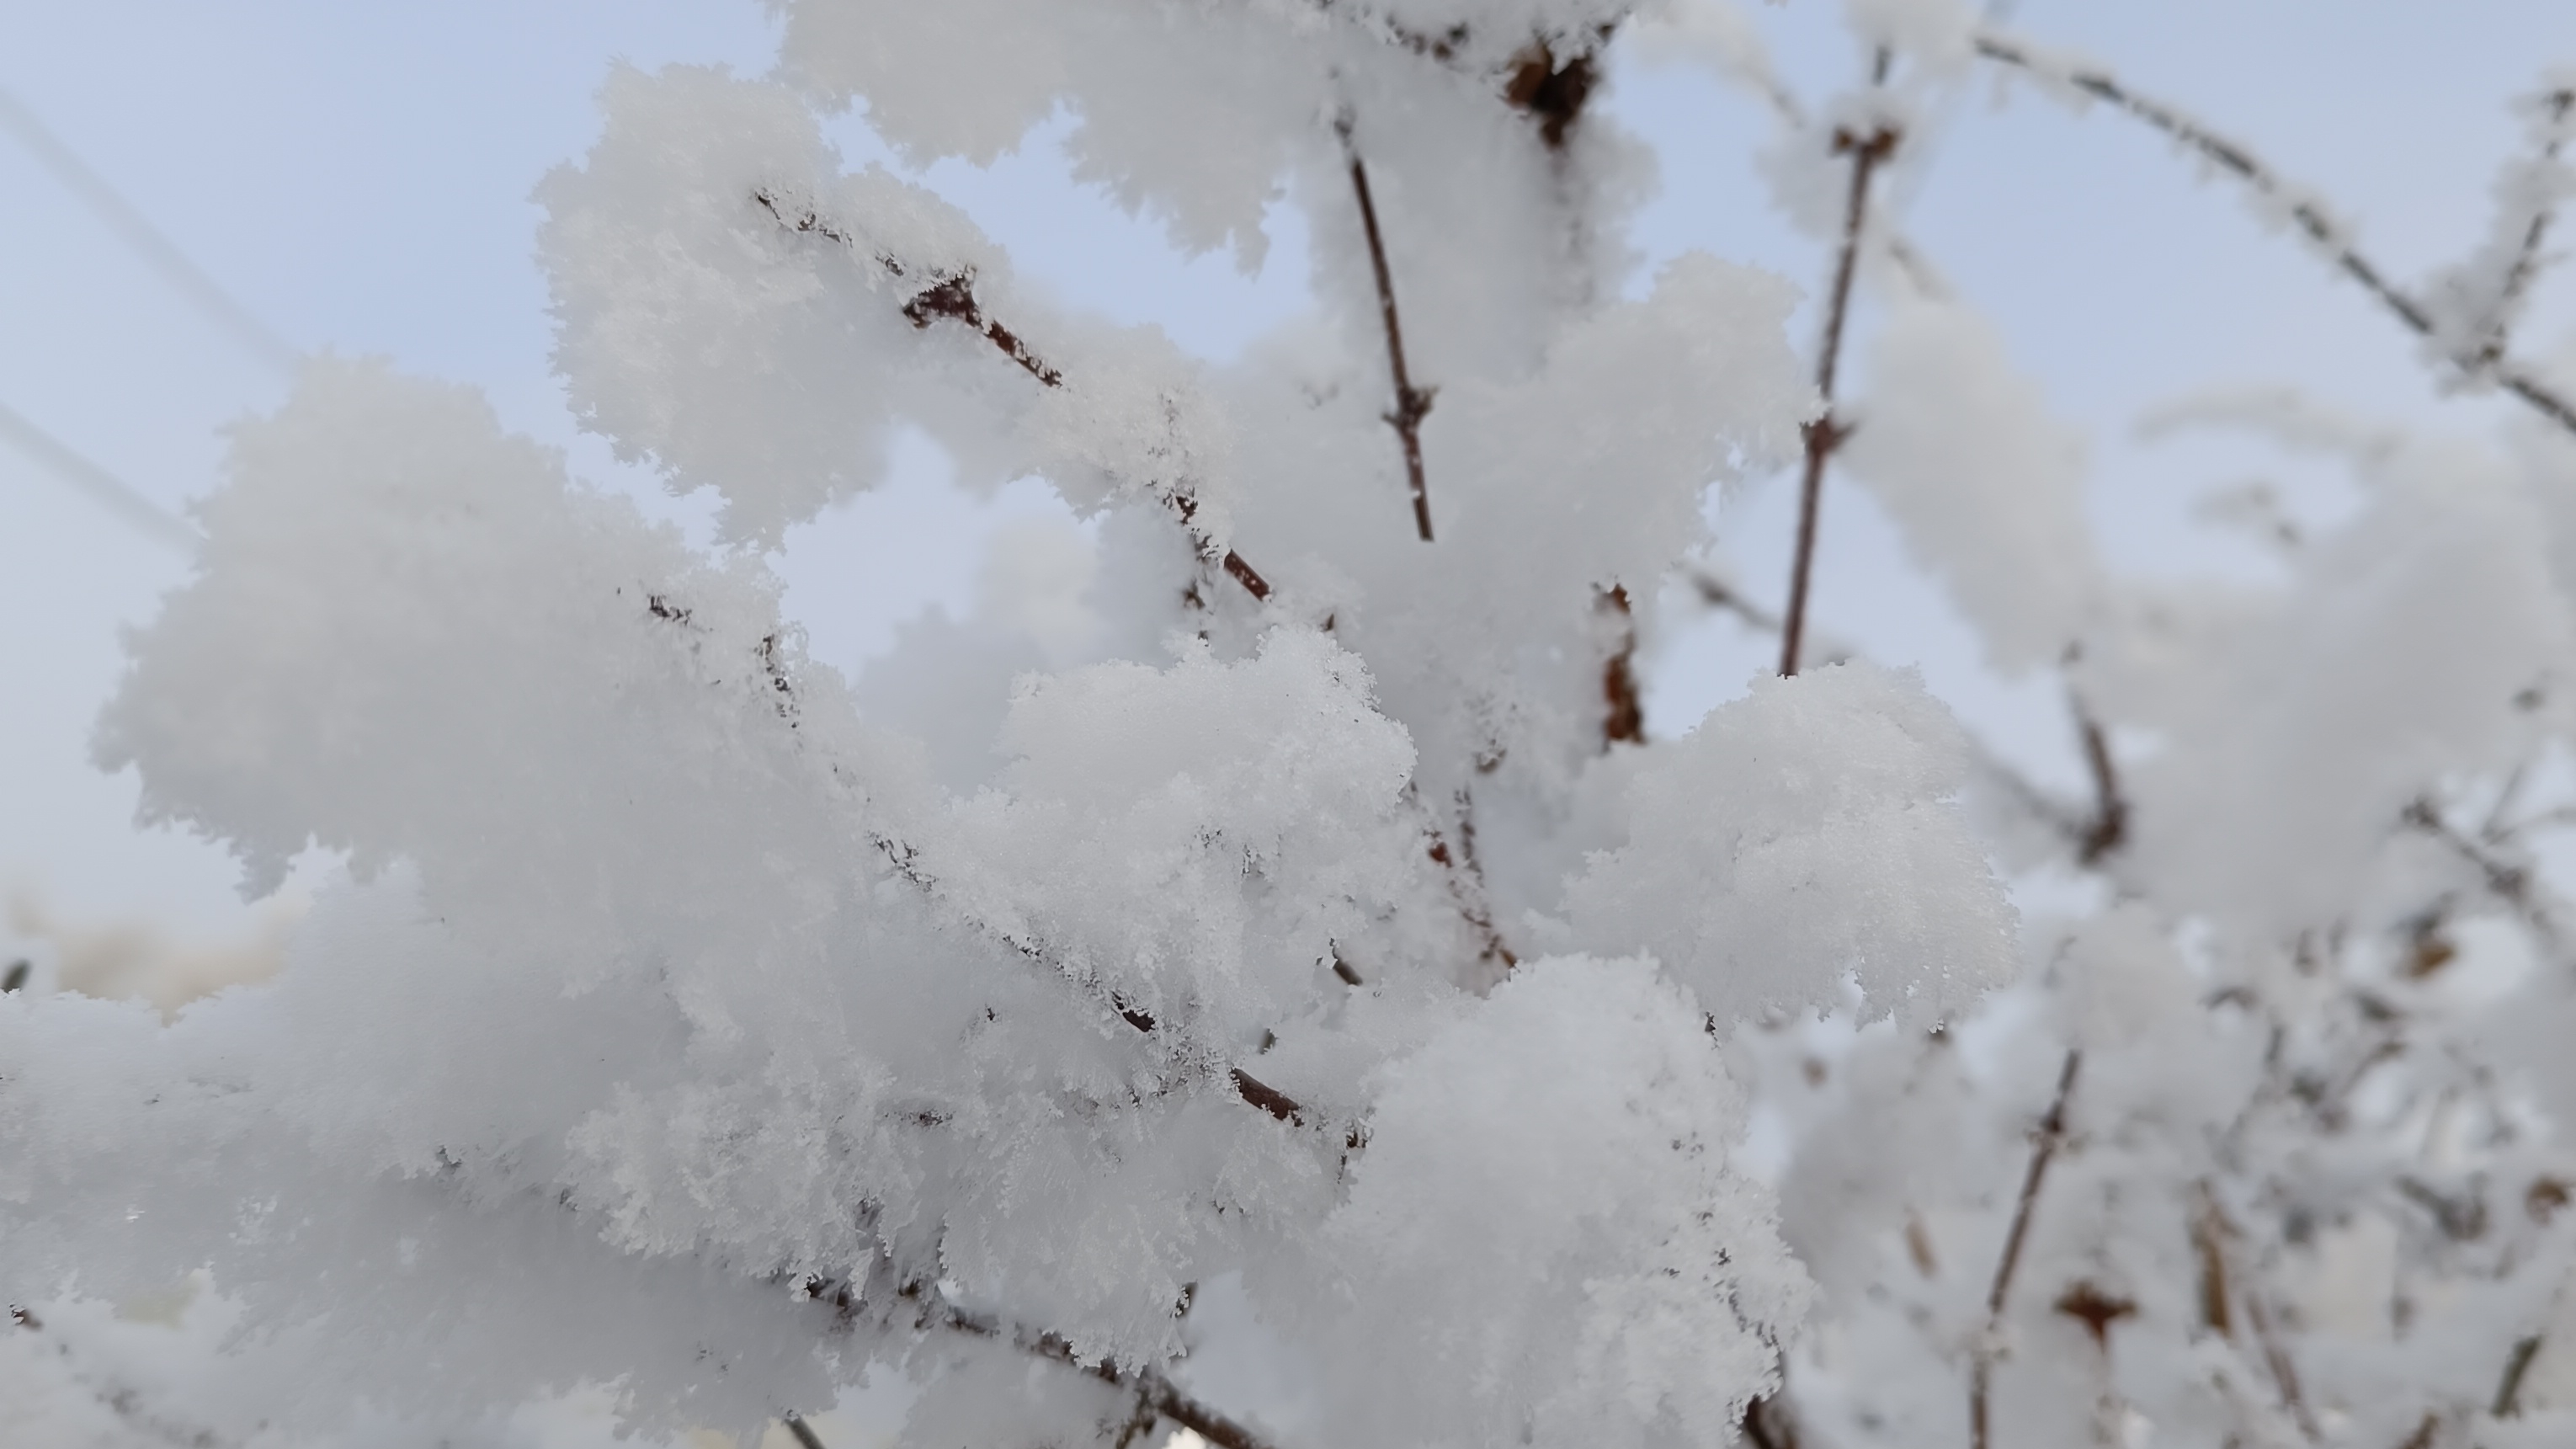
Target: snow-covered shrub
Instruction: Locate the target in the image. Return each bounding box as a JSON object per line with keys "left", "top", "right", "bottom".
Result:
{"left": 11, "top": 3, "right": 2576, "bottom": 1448}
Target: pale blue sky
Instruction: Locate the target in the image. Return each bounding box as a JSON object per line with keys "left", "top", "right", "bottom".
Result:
{"left": 3, "top": 1, "right": 2569, "bottom": 946}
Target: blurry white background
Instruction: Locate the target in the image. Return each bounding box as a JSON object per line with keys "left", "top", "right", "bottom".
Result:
{"left": 2, "top": 0, "right": 2569, "bottom": 997}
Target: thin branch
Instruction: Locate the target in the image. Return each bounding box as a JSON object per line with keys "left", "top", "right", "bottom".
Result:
{"left": 2242, "top": 1289, "right": 2321, "bottom": 1441}
{"left": 1970, "top": 1048, "right": 2081, "bottom": 1449}
{"left": 781, "top": 1411, "right": 829, "bottom": 1449}
{"left": 1599, "top": 585, "right": 1646, "bottom": 748}
{"left": 1780, "top": 101, "right": 1898, "bottom": 678}
{"left": 865, "top": 829, "right": 1308, "bottom": 1127}
{"left": 2403, "top": 798, "right": 2565, "bottom": 953}
{"left": 2467, "top": 86, "right": 2575, "bottom": 369}
{"left": 934, "top": 1305, "right": 1281, "bottom": 1449}
{"left": 2071, "top": 694, "right": 2128, "bottom": 866}
{"left": 753, "top": 190, "right": 1273, "bottom": 602}
{"left": 1337, "top": 123, "right": 1437, "bottom": 542}
{"left": 1972, "top": 31, "right": 2576, "bottom": 439}
{"left": 2195, "top": 1184, "right": 2322, "bottom": 1441}
{"left": 2494, "top": 1334, "right": 2545, "bottom": 1418}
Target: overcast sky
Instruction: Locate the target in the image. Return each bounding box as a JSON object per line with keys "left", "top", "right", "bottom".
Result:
{"left": 3, "top": 1, "right": 2570, "bottom": 956}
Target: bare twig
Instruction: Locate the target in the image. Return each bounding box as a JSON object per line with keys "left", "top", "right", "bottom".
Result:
{"left": 1970, "top": 1048, "right": 2081, "bottom": 1449}
{"left": 1412, "top": 789, "right": 1518, "bottom": 972}
{"left": 1337, "top": 123, "right": 1437, "bottom": 542}
{"left": 1972, "top": 31, "right": 2576, "bottom": 438}
{"left": 1780, "top": 88, "right": 1898, "bottom": 677}
{"left": 2072, "top": 695, "right": 2128, "bottom": 866}
{"left": 934, "top": 1305, "right": 1281, "bottom": 1449}
{"left": 2194, "top": 1184, "right": 2321, "bottom": 1441}
{"left": 1599, "top": 585, "right": 1646, "bottom": 748}
{"left": 753, "top": 190, "right": 1273, "bottom": 601}
{"left": 866, "top": 828, "right": 1309, "bottom": 1127}
{"left": 781, "top": 1410, "right": 829, "bottom": 1449}
{"left": 2403, "top": 798, "right": 2564, "bottom": 952}
{"left": 2494, "top": 1333, "right": 2544, "bottom": 1418}
{"left": 2191, "top": 1188, "right": 2234, "bottom": 1340}
{"left": 2243, "top": 1289, "right": 2321, "bottom": 1441}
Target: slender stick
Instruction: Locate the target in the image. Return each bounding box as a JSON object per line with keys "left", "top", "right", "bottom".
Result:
{"left": 2072, "top": 695, "right": 2128, "bottom": 865}
{"left": 1970, "top": 1048, "right": 2082, "bottom": 1449}
{"left": 935, "top": 1307, "right": 1281, "bottom": 1449}
{"left": 2494, "top": 1334, "right": 2544, "bottom": 1419}
{"left": 753, "top": 190, "right": 1274, "bottom": 600}
{"left": 1972, "top": 32, "right": 2576, "bottom": 438}
{"left": 1339, "top": 125, "right": 1437, "bottom": 542}
{"left": 1780, "top": 115, "right": 1897, "bottom": 677}
{"left": 2469, "top": 86, "right": 2574, "bottom": 368}
{"left": 781, "top": 1411, "right": 828, "bottom": 1449}
{"left": 1599, "top": 585, "right": 1646, "bottom": 748}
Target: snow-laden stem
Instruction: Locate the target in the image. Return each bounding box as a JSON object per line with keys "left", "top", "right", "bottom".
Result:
{"left": 1337, "top": 123, "right": 1437, "bottom": 544}
{"left": 933, "top": 1303, "right": 1282, "bottom": 1449}
{"left": 753, "top": 189, "right": 1275, "bottom": 599}
{"left": 2470, "top": 86, "right": 2574, "bottom": 368}
{"left": 1969, "top": 1047, "right": 2081, "bottom": 1449}
{"left": 1972, "top": 30, "right": 2576, "bottom": 437}
{"left": 1780, "top": 92, "right": 1896, "bottom": 678}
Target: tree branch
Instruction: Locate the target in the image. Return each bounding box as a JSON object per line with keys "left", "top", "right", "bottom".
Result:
{"left": 752, "top": 190, "right": 1273, "bottom": 601}
{"left": 2403, "top": 797, "right": 2565, "bottom": 953}
{"left": 1970, "top": 1048, "right": 2081, "bottom": 1449}
{"left": 1336, "top": 125, "right": 1437, "bottom": 542}
{"left": 1780, "top": 104, "right": 1897, "bottom": 678}
{"left": 2071, "top": 694, "right": 2128, "bottom": 866}
{"left": 1972, "top": 31, "right": 2576, "bottom": 438}
{"left": 932, "top": 1303, "right": 1282, "bottom": 1449}
{"left": 2494, "top": 1333, "right": 2544, "bottom": 1419}
{"left": 2464, "top": 85, "right": 2575, "bottom": 369}
{"left": 865, "top": 831, "right": 1309, "bottom": 1127}
{"left": 1599, "top": 585, "right": 1646, "bottom": 748}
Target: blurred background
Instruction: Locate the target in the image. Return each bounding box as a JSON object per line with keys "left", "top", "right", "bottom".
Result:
{"left": 2, "top": 0, "right": 2569, "bottom": 1004}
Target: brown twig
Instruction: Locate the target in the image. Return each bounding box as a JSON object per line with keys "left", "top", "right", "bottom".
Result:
{"left": 2193, "top": 1185, "right": 2321, "bottom": 1441}
{"left": 2243, "top": 1290, "right": 2321, "bottom": 1441}
{"left": 869, "top": 829, "right": 1310, "bottom": 1127}
{"left": 2494, "top": 1333, "right": 2544, "bottom": 1418}
{"left": 1416, "top": 792, "right": 1518, "bottom": 972}
{"left": 934, "top": 1306, "right": 1280, "bottom": 1449}
{"left": 752, "top": 190, "right": 1273, "bottom": 601}
{"left": 1970, "top": 1048, "right": 2082, "bottom": 1449}
{"left": 2072, "top": 695, "right": 2128, "bottom": 866}
{"left": 1338, "top": 122, "right": 1437, "bottom": 542}
{"left": 2403, "top": 798, "right": 2564, "bottom": 952}
{"left": 1780, "top": 90, "right": 1897, "bottom": 678}
{"left": 1972, "top": 32, "right": 2576, "bottom": 438}
{"left": 1599, "top": 585, "right": 1646, "bottom": 748}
